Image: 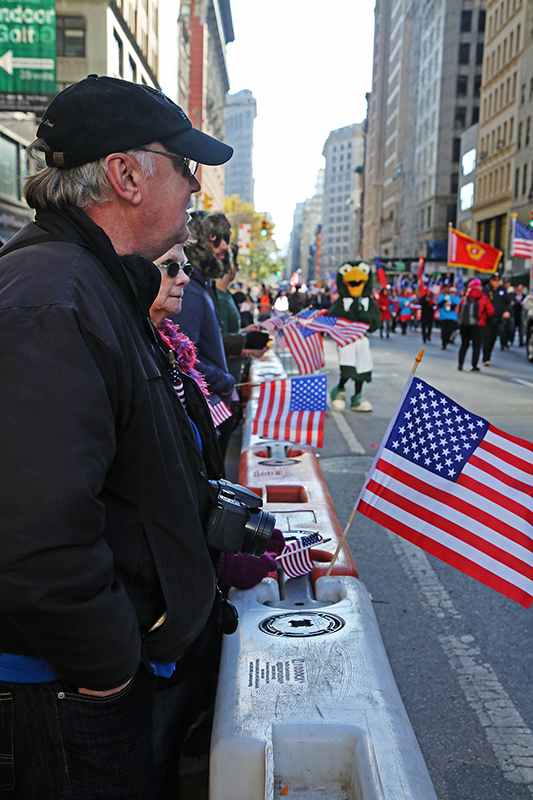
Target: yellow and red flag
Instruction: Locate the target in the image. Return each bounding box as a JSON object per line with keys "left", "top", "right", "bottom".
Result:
{"left": 447, "top": 227, "right": 502, "bottom": 273}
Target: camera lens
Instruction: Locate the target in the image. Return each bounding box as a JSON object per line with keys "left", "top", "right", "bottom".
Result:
{"left": 243, "top": 508, "right": 276, "bottom": 557}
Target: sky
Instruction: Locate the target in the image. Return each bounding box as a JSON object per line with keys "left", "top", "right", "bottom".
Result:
{"left": 225, "top": 0, "right": 376, "bottom": 253}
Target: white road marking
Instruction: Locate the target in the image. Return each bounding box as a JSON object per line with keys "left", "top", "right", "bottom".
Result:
{"left": 385, "top": 531, "right": 533, "bottom": 793}
{"left": 514, "top": 379, "right": 533, "bottom": 389}
{"left": 330, "top": 410, "right": 365, "bottom": 454}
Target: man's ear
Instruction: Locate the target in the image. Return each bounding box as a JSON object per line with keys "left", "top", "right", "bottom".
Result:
{"left": 104, "top": 153, "right": 143, "bottom": 206}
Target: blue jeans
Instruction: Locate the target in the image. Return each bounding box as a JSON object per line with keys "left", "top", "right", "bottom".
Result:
{"left": 0, "top": 666, "right": 155, "bottom": 799}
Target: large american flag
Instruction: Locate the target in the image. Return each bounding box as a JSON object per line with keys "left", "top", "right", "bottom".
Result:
{"left": 283, "top": 321, "right": 325, "bottom": 374}
{"left": 297, "top": 311, "right": 369, "bottom": 346}
{"left": 252, "top": 375, "right": 327, "bottom": 447}
{"left": 356, "top": 377, "right": 533, "bottom": 608}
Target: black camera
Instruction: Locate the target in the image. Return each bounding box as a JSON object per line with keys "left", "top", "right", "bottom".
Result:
{"left": 205, "top": 479, "right": 276, "bottom": 557}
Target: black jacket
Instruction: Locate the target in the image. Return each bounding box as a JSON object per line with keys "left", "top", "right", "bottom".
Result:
{"left": 0, "top": 212, "right": 222, "bottom": 690}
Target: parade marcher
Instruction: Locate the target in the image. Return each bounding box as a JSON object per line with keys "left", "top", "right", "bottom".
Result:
{"left": 288, "top": 286, "right": 303, "bottom": 314}
{"left": 437, "top": 286, "right": 460, "bottom": 349}
{"left": 513, "top": 284, "right": 525, "bottom": 346}
{"left": 377, "top": 286, "right": 392, "bottom": 338}
{"left": 0, "top": 74, "right": 234, "bottom": 798}
{"left": 457, "top": 278, "right": 495, "bottom": 371}
{"left": 397, "top": 288, "right": 412, "bottom": 335}
{"left": 328, "top": 260, "right": 381, "bottom": 412}
{"left": 419, "top": 291, "right": 435, "bottom": 344}
{"left": 482, "top": 273, "right": 510, "bottom": 364}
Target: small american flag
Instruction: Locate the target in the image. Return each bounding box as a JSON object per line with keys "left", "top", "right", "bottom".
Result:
{"left": 511, "top": 218, "right": 533, "bottom": 258}
{"left": 284, "top": 321, "right": 324, "bottom": 375}
{"left": 278, "top": 532, "right": 322, "bottom": 578}
{"left": 208, "top": 397, "right": 233, "bottom": 428}
{"left": 252, "top": 375, "right": 327, "bottom": 447}
{"left": 357, "top": 377, "right": 533, "bottom": 608}
{"left": 298, "top": 312, "right": 370, "bottom": 346}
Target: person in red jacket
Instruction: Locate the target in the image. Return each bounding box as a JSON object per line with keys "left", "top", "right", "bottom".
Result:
{"left": 377, "top": 287, "right": 392, "bottom": 338}
{"left": 456, "top": 279, "right": 495, "bottom": 371}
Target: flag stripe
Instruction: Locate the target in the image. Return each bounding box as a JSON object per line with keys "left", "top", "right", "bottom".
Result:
{"left": 465, "top": 454, "right": 533, "bottom": 508}
{"left": 485, "top": 424, "right": 533, "bottom": 456}
{"left": 458, "top": 467, "right": 533, "bottom": 528}
{"left": 360, "top": 478, "right": 533, "bottom": 591}
{"left": 357, "top": 500, "right": 533, "bottom": 608}
{"left": 373, "top": 455, "right": 533, "bottom": 556}
{"left": 365, "top": 474, "right": 533, "bottom": 579}
{"left": 479, "top": 437, "right": 533, "bottom": 477}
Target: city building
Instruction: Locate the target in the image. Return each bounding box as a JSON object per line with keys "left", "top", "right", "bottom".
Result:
{"left": 362, "top": 0, "right": 391, "bottom": 261}
{"left": 320, "top": 123, "right": 364, "bottom": 274}
{"left": 363, "top": 0, "right": 486, "bottom": 264}
{"left": 298, "top": 170, "right": 324, "bottom": 283}
{"left": 55, "top": 0, "right": 160, "bottom": 92}
{"left": 510, "top": 35, "right": 533, "bottom": 274}
{"left": 456, "top": 123, "right": 478, "bottom": 235}
{"left": 414, "top": 0, "right": 485, "bottom": 259}
{"left": 224, "top": 89, "right": 257, "bottom": 205}
{"left": 188, "top": 0, "right": 234, "bottom": 212}
{"left": 472, "top": 0, "right": 532, "bottom": 256}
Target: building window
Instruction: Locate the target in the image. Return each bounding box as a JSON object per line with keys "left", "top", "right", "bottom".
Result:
{"left": 111, "top": 31, "right": 123, "bottom": 77}
{"left": 454, "top": 107, "right": 467, "bottom": 128}
{"left": 0, "top": 134, "right": 19, "bottom": 200}
{"left": 523, "top": 164, "right": 528, "bottom": 195}
{"left": 515, "top": 168, "right": 520, "bottom": 198}
{"left": 456, "top": 75, "right": 468, "bottom": 96}
{"left": 462, "top": 148, "right": 476, "bottom": 175}
{"left": 476, "top": 43, "right": 484, "bottom": 66}
{"left": 460, "top": 10, "right": 472, "bottom": 31}
{"left": 459, "top": 43, "right": 470, "bottom": 64}
{"left": 460, "top": 182, "right": 474, "bottom": 210}
{"left": 478, "top": 9, "right": 486, "bottom": 32}
{"left": 472, "top": 106, "right": 479, "bottom": 125}
{"left": 518, "top": 121, "right": 522, "bottom": 149}
{"left": 474, "top": 75, "right": 482, "bottom": 98}
{"left": 451, "top": 173, "right": 459, "bottom": 194}
{"left": 125, "top": 56, "right": 137, "bottom": 83}
{"left": 527, "top": 117, "right": 531, "bottom": 147}
{"left": 56, "top": 16, "right": 86, "bottom": 58}
{"left": 521, "top": 84, "right": 526, "bottom": 104}
{"left": 427, "top": 205, "right": 432, "bottom": 227}
{"left": 452, "top": 138, "right": 461, "bottom": 162}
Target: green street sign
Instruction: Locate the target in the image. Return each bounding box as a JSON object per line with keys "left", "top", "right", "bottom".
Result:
{"left": 0, "top": 0, "right": 56, "bottom": 96}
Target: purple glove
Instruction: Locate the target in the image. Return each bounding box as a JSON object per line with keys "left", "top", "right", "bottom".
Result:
{"left": 267, "top": 528, "right": 286, "bottom": 554}
{"left": 218, "top": 552, "right": 278, "bottom": 590}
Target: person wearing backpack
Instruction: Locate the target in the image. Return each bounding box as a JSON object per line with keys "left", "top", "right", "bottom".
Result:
{"left": 457, "top": 279, "right": 495, "bottom": 371}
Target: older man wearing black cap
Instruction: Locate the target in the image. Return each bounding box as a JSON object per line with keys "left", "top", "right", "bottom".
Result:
{"left": 0, "top": 76, "right": 232, "bottom": 798}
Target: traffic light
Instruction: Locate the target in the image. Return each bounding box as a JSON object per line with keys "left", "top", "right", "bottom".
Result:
{"left": 260, "top": 220, "right": 268, "bottom": 237}
{"left": 203, "top": 193, "right": 213, "bottom": 211}
{"left": 529, "top": 207, "right": 533, "bottom": 228}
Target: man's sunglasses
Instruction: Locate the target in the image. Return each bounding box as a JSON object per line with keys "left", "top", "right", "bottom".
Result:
{"left": 139, "top": 148, "right": 199, "bottom": 179}
{"left": 158, "top": 260, "right": 194, "bottom": 278}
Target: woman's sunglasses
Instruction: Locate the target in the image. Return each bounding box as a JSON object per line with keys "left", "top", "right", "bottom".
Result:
{"left": 159, "top": 260, "right": 193, "bottom": 278}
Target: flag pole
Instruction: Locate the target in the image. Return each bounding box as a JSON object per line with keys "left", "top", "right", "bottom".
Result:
{"left": 411, "top": 348, "right": 425, "bottom": 375}
{"left": 325, "top": 348, "right": 425, "bottom": 578}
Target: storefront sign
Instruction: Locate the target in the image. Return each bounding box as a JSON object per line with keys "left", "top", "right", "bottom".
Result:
{"left": 0, "top": 0, "right": 56, "bottom": 109}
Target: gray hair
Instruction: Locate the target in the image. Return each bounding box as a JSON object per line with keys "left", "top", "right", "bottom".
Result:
{"left": 23, "top": 139, "right": 158, "bottom": 210}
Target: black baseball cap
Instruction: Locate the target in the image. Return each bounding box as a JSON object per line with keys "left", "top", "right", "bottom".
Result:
{"left": 37, "top": 74, "right": 233, "bottom": 169}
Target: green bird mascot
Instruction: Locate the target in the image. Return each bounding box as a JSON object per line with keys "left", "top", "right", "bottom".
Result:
{"left": 327, "top": 260, "right": 381, "bottom": 412}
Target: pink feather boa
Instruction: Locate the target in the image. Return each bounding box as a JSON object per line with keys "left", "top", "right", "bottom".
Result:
{"left": 158, "top": 319, "right": 210, "bottom": 398}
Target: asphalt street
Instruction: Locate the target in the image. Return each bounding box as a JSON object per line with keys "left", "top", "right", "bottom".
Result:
{"left": 316, "top": 328, "right": 533, "bottom": 800}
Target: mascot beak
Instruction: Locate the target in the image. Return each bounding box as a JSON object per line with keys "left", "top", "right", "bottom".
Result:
{"left": 342, "top": 266, "right": 369, "bottom": 297}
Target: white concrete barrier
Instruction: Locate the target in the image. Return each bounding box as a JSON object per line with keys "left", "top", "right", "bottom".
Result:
{"left": 210, "top": 575, "right": 438, "bottom": 800}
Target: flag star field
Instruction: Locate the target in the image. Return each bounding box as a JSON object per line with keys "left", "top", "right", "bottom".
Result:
{"left": 385, "top": 381, "right": 488, "bottom": 481}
